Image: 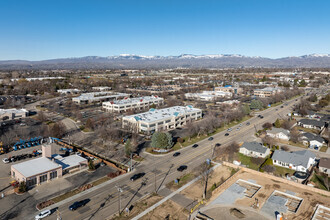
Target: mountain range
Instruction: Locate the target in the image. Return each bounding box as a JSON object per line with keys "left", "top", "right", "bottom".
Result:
{"left": 0, "top": 54, "right": 330, "bottom": 70}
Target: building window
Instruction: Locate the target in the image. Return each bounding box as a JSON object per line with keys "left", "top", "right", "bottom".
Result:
{"left": 12, "top": 171, "right": 15, "bottom": 177}
{"left": 27, "top": 177, "right": 37, "bottom": 186}
{"left": 39, "top": 174, "right": 48, "bottom": 183}
{"left": 141, "top": 123, "right": 147, "bottom": 128}
{"left": 150, "top": 124, "right": 155, "bottom": 127}
{"left": 158, "top": 122, "right": 164, "bottom": 125}
{"left": 165, "top": 120, "right": 171, "bottom": 123}
{"left": 50, "top": 171, "right": 57, "bottom": 179}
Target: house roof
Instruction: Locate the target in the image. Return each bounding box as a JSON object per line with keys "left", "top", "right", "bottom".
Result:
{"left": 272, "top": 150, "right": 316, "bottom": 168}
{"left": 319, "top": 158, "right": 330, "bottom": 169}
{"left": 298, "top": 119, "right": 325, "bottom": 128}
{"left": 12, "top": 157, "right": 62, "bottom": 178}
{"left": 301, "top": 132, "right": 324, "bottom": 143}
{"left": 267, "top": 127, "right": 290, "bottom": 136}
{"left": 240, "top": 142, "right": 268, "bottom": 154}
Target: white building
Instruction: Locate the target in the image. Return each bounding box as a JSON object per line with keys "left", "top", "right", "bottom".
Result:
{"left": 92, "top": 86, "right": 112, "bottom": 91}
{"left": 122, "top": 105, "right": 202, "bottom": 134}
{"left": 254, "top": 87, "right": 282, "bottom": 97}
{"left": 103, "top": 96, "right": 163, "bottom": 113}
{"left": 185, "top": 91, "right": 232, "bottom": 101}
{"left": 266, "top": 128, "right": 290, "bottom": 141}
{"left": 72, "top": 92, "right": 129, "bottom": 104}
{"left": 57, "top": 89, "right": 80, "bottom": 95}
{"left": 0, "top": 108, "right": 28, "bottom": 121}
{"left": 239, "top": 142, "right": 270, "bottom": 158}
{"left": 272, "top": 150, "right": 316, "bottom": 172}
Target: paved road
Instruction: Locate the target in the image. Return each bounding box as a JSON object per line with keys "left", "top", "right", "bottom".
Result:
{"left": 27, "top": 98, "right": 302, "bottom": 220}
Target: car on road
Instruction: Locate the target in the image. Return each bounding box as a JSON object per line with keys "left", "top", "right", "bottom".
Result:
{"left": 280, "top": 106, "right": 284, "bottom": 108}
{"left": 177, "top": 165, "right": 188, "bottom": 172}
{"left": 173, "top": 152, "right": 181, "bottom": 157}
{"left": 69, "top": 199, "right": 90, "bottom": 211}
{"left": 192, "top": 144, "right": 199, "bottom": 148}
{"left": 246, "top": 122, "right": 250, "bottom": 125}
{"left": 275, "top": 109, "right": 278, "bottom": 111}
{"left": 227, "top": 128, "right": 232, "bottom": 132}
{"left": 35, "top": 209, "right": 51, "bottom": 219}
{"left": 239, "top": 124, "right": 242, "bottom": 127}
{"left": 130, "top": 172, "right": 145, "bottom": 181}
{"left": 2, "top": 158, "right": 10, "bottom": 164}
{"left": 225, "top": 133, "right": 229, "bottom": 136}
{"left": 208, "top": 137, "right": 214, "bottom": 141}
{"left": 236, "top": 127, "right": 240, "bottom": 131}
{"left": 215, "top": 143, "right": 221, "bottom": 147}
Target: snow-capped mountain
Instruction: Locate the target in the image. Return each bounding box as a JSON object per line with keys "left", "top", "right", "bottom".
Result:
{"left": 0, "top": 54, "right": 330, "bottom": 69}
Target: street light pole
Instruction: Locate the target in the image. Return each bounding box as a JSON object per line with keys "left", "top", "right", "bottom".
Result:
{"left": 116, "top": 185, "right": 123, "bottom": 215}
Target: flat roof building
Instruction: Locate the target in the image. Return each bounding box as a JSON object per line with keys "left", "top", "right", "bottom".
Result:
{"left": 254, "top": 87, "right": 282, "bottom": 97}
{"left": 57, "top": 89, "right": 80, "bottom": 94}
{"left": 102, "top": 95, "right": 164, "bottom": 113}
{"left": 0, "top": 108, "right": 28, "bottom": 121}
{"left": 122, "top": 105, "right": 202, "bottom": 134}
{"left": 11, "top": 157, "right": 62, "bottom": 187}
{"left": 185, "top": 91, "right": 232, "bottom": 101}
{"left": 214, "top": 86, "right": 243, "bottom": 95}
{"left": 72, "top": 92, "right": 129, "bottom": 104}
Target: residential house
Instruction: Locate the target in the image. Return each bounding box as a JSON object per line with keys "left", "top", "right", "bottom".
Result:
{"left": 266, "top": 128, "right": 290, "bottom": 140}
{"left": 297, "top": 119, "right": 325, "bottom": 131}
{"left": 300, "top": 132, "right": 325, "bottom": 150}
{"left": 319, "top": 158, "right": 330, "bottom": 176}
{"left": 239, "top": 142, "right": 270, "bottom": 158}
{"left": 272, "top": 150, "right": 316, "bottom": 172}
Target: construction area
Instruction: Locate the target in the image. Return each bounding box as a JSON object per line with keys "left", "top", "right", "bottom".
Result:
{"left": 190, "top": 163, "right": 330, "bottom": 220}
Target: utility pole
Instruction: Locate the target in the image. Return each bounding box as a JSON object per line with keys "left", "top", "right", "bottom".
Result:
{"left": 130, "top": 153, "right": 133, "bottom": 172}
{"left": 116, "top": 185, "right": 123, "bottom": 215}
{"left": 56, "top": 209, "right": 62, "bottom": 220}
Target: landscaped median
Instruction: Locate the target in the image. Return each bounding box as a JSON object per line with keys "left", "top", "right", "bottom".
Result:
{"left": 145, "top": 115, "right": 252, "bottom": 155}
{"left": 36, "top": 171, "right": 122, "bottom": 210}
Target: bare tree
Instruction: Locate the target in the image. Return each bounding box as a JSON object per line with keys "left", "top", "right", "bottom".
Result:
{"left": 198, "top": 161, "right": 212, "bottom": 199}
{"left": 290, "top": 128, "right": 301, "bottom": 143}
{"left": 262, "top": 122, "right": 273, "bottom": 129}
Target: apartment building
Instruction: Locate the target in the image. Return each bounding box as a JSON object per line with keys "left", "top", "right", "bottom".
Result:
{"left": 122, "top": 105, "right": 202, "bottom": 134}
{"left": 214, "top": 86, "right": 243, "bottom": 95}
{"left": 254, "top": 87, "right": 281, "bottom": 97}
{"left": 102, "top": 95, "right": 164, "bottom": 113}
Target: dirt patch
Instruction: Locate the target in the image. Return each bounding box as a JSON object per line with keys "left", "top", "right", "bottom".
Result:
{"left": 141, "top": 200, "right": 189, "bottom": 220}
{"left": 180, "top": 165, "right": 233, "bottom": 200}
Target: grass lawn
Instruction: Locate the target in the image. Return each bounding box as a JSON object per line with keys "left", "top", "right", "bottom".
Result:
{"left": 166, "top": 173, "right": 196, "bottom": 190}
{"left": 311, "top": 173, "right": 330, "bottom": 191}
{"left": 238, "top": 153, "right": 263, "bottom": 171}
{"left": 320, "top": 146, "right": 328, "bottom": 152}
{"left": 273, "top": 165, "right": 295, "bottom": 176}
{"left": 296, "top": 126, "right": 320, "bottom": 135}
{"left": 287, "top": 140, "right": 308, "bottom": 149}
{"left": 270, "top": 102, "right": 283, "bottom": 107}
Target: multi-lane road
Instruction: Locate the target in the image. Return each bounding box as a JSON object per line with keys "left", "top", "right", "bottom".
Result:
{"left": 30, "top": 98, "right": 316, "bottom": 220}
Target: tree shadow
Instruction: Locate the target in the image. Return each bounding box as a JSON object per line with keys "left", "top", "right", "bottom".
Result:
{"left": 88, "top": 194, "right": 113, "bottom": 220}
{"left": 122, "top": 178, "right": 148, "bottom": 214}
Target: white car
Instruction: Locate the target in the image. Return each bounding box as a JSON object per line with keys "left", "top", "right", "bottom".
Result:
{"left": 35, "top": 210, "right": 51, "bottom": 219}
{"left": 2, "top": 158, "right": 10, "bottom": 164}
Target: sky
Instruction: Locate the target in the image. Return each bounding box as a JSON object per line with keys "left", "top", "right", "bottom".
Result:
{"left": 0, "top": 0, "right": 330, "bottom": 60}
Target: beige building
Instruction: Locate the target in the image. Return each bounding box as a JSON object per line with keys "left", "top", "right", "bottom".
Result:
{"left": 254, "top": 87, "right": 281, "bottom": 97}
{"left": 214, "top": 86, "right": 243, "bottom": 95}
{"left": 0, "top": 108, "right": 28, "bottom": 121}
{"left": 102, "top": 95, "right": 164, "bottom": 113}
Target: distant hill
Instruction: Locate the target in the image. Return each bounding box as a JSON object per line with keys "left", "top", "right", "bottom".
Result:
{"left": 0, "top": 54, "right": 330, "bottom": 70}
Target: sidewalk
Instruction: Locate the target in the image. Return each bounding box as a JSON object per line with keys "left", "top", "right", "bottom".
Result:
{"left": 132, "top": 163, "right": 221, "bottom": 220}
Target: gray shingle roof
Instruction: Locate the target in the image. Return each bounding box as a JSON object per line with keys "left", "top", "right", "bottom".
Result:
{"left": 301, "top": 132, "right": 324, "bottom": 143}
{"left": 272, "top": 150, "right": 316, "bottom": 168}
{"left": 240, "top": 142, "right": 268, "bottom": 154}
{"left": 298, "top": 119, "right": 325, "bottom": 128}
{"left": 267, "top": 128, "right": 290, "bottom": 136}
{"left": 319, "top": 158, "right": 330, "bottom": 169}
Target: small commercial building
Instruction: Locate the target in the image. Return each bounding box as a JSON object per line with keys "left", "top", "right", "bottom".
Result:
{"left": 11, "top": 157, "right": 62, "bottom": 187}
{"left": 185, "top": 91, "right": 232, "bottom": 101}
{"left": 214, "top": 86, "right": 243, "bottom": 95}
{"left": 54, "top": 154, "right": 88, "bottom": 174}
{"left": 0, "top": 108, "right": 28, "bottom": 121}
{"left": 57, "top": 89, "right": 80, "bottom": 94}
{"left": 122, "top": 105, "right": 202, "bottom": 134}
{"left": 102, "top": 95, "right": 164, "bottom": 113}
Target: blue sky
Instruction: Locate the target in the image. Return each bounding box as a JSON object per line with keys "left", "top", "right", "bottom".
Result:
{"left": 0, "top": 0, "right": 330, "bottom": 60}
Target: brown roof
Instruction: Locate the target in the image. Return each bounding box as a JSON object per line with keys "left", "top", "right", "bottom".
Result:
{"left": 319, "top": 158, "right": 330, "bottom": 169}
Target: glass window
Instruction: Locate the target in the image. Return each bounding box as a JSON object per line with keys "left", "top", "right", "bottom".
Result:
{"left": 39, "top": 174, "right": 48, "bottom": 183}
{"left": 50, "top": 171, "right": 57, "bottom": 179}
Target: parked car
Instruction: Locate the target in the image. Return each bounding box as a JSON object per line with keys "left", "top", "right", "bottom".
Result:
{"left": 2, "top": 158, "right": 10, "bottom": 164}
{"left": 192, "top": 144, "right": 199, "bottom": 148}
{"left": 130, "top": 172, "right": 145, "bottom": 181}
{"left": 177, "top": 165, "right": 188, "bottom": 172}
{"left": 69, "top": 199, "right": 90, "bottom": 211}
{"left": 173, "top": 152, "right": 181, "bottom": 157}
{"left": 35, "top": 209, "right": 51, "bottom": 219}
{"left": 208, "top": 137, "right": 214, "bottom": 141}
{"left": 225, "top": 133, "right": 229, "bottom": 136}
